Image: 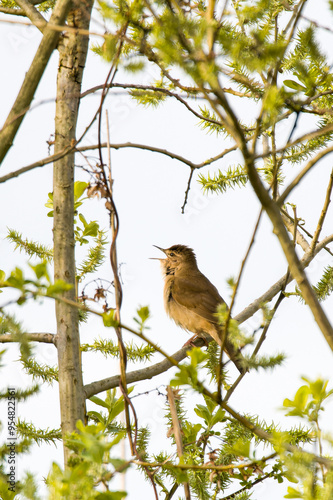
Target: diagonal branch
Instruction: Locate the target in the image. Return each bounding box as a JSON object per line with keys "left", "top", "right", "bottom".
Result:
{"left": 14, "top": 0, "right": 47, "bottom": 32}
{"left": 0, "top": 145, "right": 74, "bottom": 184}
{"left": 0, "top": 332, "right": 56, "bottom": 344}
{"left": 0, "top": 0, "right": 73, "bottom": 164}
{"left": 278, "top": 144, "right": 333, "bottom": 206}
{"left": 245, "top": 156, "right": 333, "bottom": 351}
{"left": 167, "top": 386, "right": 191, "bottom": 500}
{"left": 309, "top": 168, "right": 333, "bottom": 253}
{"left": 222, "top": 401, "right": 333, "bottom": 469}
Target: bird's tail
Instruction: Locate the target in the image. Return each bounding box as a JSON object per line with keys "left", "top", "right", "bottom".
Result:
{"left": 223, "top": 338, "right": 245, "bottom": 374}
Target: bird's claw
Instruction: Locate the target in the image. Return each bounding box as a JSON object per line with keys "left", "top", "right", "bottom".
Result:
{"left": 182, "top": 335, "right": 209, "bottom": 348}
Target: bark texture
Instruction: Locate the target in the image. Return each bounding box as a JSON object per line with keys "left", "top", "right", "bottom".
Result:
{"left": 53, "top": 0, "right": 94, "bottom": 464}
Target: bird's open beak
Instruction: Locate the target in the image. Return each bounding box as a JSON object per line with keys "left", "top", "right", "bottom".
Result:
{"left": 153, "top": 245, "right": 166, "bottom": 253}
{"left": 150, "top": 245, "right": 166, "bottom": 260}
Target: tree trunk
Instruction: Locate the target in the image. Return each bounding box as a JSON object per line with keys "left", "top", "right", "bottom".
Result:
{"left": 53, "top": 0, "right": 94, "bottom": 465}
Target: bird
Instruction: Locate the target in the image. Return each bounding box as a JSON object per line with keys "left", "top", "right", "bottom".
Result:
{"left": 153, "top": 244, "right": 244, "bottom": 373}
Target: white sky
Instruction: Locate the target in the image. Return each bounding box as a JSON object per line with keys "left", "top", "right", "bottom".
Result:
{"left": 1, "top": 1, "right": 333, "bottom": 499}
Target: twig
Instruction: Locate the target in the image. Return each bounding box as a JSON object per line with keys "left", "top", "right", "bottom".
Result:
{"left": 103, "top": 80, "right": 135, "bottom": 458}
{"left": 309, "top": 168, "right": 333, "bottom": 254}
{"left": 81, "top": 81, "right": 250, "bottom": 100}
{"left": 167, "top": 386, "right": 191, "bottom": 500}
{"left": 134, "top": 454, "right": 276, "bottom": 471}
{"left": 14, "top": 0, "right": 47, "bottom": 32}
{"left": 281, "top": 208, "right": 333, "bottom": 256}
{"left": 78, "top": 141, "right": 238, "bottom": 169}
{"left": 165, "top": 483, "right": 179, "bottom": 500}
{"left": 0, "top": 145, "right": 74, "bottom": 184}
{"left": 278, "top": 145, "right": 333, "bottom": 206}
{"left": 244, "top": 145, "right": 333, "bottom": 351}
{"left": 217, "top": 208, "right": 263, "bottom": 401}
{"left": 255, "top": 122, "right": 333, "bottom": 162}
{"left": 181, "top": 168, "right": 194, "bottom": 213}
{"left": 0, "top": 16, "right": 105, "bottom": 38}
{"left": 281, "top": 211, "right": 309, "bottom": 252}
{"left": 222, "top": 401, "right": 333, "bottom": 469}
{"left": 0, "top": 141, "right": 237, "bottom": 185}
{"left": 220, "top": 472, "right": 273, "bottom": 500}
{"left": 0, "top": 332, "right": 56, "bottom": 344}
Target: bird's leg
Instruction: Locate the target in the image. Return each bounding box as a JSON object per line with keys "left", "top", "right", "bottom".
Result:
{"left": 182, "top": 334, "right": 210, "bottom": 348}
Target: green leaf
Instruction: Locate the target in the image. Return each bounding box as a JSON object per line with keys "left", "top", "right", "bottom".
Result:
{"left": 283, "top": 79, "right": 307, "bottom": 92}
{"left": 0, "top": 269, "right": 6, "bottom": 284}
{"left": 284, "top": 486, "right": 302, "bottom": 498}
{"left": 283, "top": 385, "right": 310, "bottom": 417}
{"left": 82, "top": 221, "right": 99, "bottom": 238}
{"left": 230, "top": 438, "right": 251, "bottom": 458}
{"left": 29, "top": 261, "right": 50, "bottom": 282}
{"left": 89, "top": 395, "right": 110, "bottom": 409}
{"left": 79, "top": 213, "right": 88, "bottom": 226}
{"left": 137, "top": 306, "right": 150, "bottom": 322}
{"left": 96, "top": 492, "right": 127, "bottom": 500}
{"left": 194, "top": 404, "right": 211, "bottom": 424}
{"left": 102, "top": 310, "right": 118, "bottom": 327}
{"left": 45, "top": 192, "right": 53, "bottom": 208}
{"left": 6, "top": 267, "right": 25, "bottom": 290}
{"left": 47, "top": 280, "right": 73, "bottom": 296}
{"left": 74, "top": 181, "right": 88, "bottom": 201}
{"left": 86, "top": 410, "right": 105, "bottom": 424}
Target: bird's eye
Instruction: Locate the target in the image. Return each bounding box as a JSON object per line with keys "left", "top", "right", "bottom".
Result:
{"left": 169, "top": 252, "right": 175, "bottom": 257}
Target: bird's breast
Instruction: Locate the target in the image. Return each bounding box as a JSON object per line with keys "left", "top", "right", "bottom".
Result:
{"left": 163, "top": 278, "right": 215, "bottom": 335}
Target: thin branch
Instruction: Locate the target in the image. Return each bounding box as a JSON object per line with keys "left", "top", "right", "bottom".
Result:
{"left": 181, "top": 168, "right": 194, "bottom": 214}
{"left": 165, "top": 483, "right": 179, "bottom": 500}
{"left": 81, "top": 82, "right": 250, "bottom": 101}
{"left": 281, "top": 211, "right": 310, "bottom": 252}
{"left": 0, "top": 16, "right": 105, "bottom": 38}
{"left": 278, "top": 145, "right": 333, "bottom": 206}
{"left": 246, "top": 153, "right": 333, "bottom": 350}
{"left": 236, "top": 233, "right": 333, "bottom": 325}
{"left": 0, "top": 141, "right": 237, "bottom": 185}
{"left": 218, "top": 208, "right": 263, "bottom": 400}
{"left": 309, "top": 168, "right": 333, "bottom": 253}
{"left": 255, "top": 122, "right": 333, "bottom": 164}
{"left": 0, "top": 6, "right": 28, "bottom": 16}
{"left": 14, "top": 0, "right": 47, "bottom": 32}
{"left": 0, "top": 332, "right": 56, "bottom": 344}
{"left": 167, "top": 386, "right": 191, "bottom": 500}
{"left": 83, "top": 341, "right": 204, "bottom": 399}
{"left": 80, "top": 142, "right": 195, "bottom": 168}
{"left": 222, "top": 401, "right": 333, "bottom": 469}
{"left": 115, "top": 83, "right": 221, "bottom": 127}
{"left": 220, "top": 472, "right": 273, "bottom": 500}
{"left": 0, "top": 145, "right": 74, "bottom": 184}
{"left": 134, "top": 454, "right": 276, "bottom": 472}
{"left": 281, "top": 208, "right": 333, "bottom": 257}
{"left": 218, "top": 209, "right": 263, "bottom": 401}
{"left": 77, "top": 142, "right": 238, "bottom": 170}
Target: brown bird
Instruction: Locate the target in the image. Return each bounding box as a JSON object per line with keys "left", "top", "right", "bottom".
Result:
{"left": 153, "top": 244, "right": 244, "bottom": 373}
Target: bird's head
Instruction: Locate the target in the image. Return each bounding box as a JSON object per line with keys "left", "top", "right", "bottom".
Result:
{"left": 152, "top": 245, "right": 197, "bottom": 275}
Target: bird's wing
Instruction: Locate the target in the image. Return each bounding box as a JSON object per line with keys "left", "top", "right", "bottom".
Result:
{"left": 172, "top": 275, "right": 244, "bottom": 373}
{"left": 171, "top": 275, "right": 226, "bottom": 324}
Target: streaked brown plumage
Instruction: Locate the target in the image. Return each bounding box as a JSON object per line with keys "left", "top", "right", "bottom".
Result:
{"left": 154, "top": 244, "right": 244, "bottom": 373}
